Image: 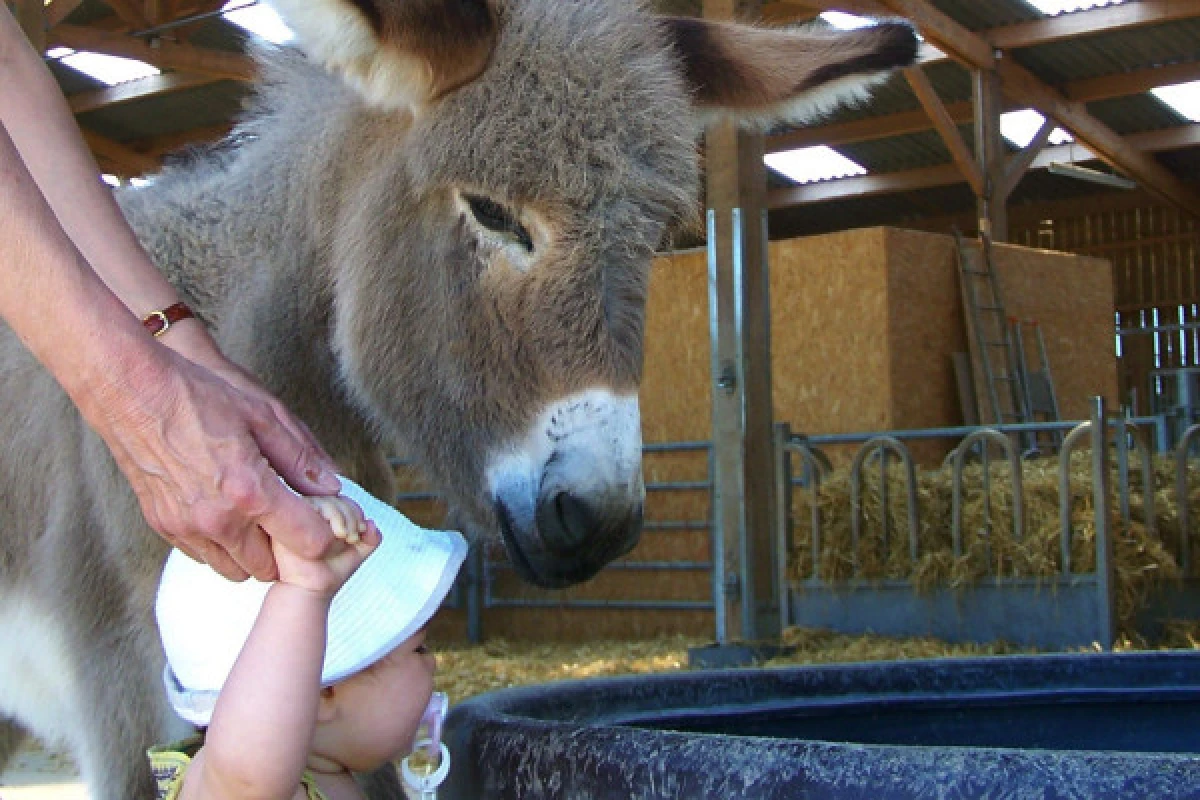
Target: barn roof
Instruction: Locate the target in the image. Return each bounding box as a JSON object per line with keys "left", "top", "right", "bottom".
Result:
{"left": 29, "top": 0, "right": 1200, "bottom": 233}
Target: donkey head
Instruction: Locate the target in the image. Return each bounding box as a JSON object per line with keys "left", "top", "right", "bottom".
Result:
{"left": 264, "top": 0, "right": 916, "bottom": 588}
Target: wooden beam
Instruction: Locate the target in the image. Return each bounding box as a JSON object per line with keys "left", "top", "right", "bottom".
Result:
{"left": 998, "top": 57, "right": 1200, "bottom": 218}
{"left": 68, "top": 72, "right": 222, "bottom": 113}
{"left": 1001, "top": 117, "right": 1056, "bottom": 200}
{"left": 767, "top": 123, "right": 1200, "bottom": 207}
{"left": 988, "top": 0, "right": 1200, "bottom": 50}
{"left": 1065, "top": 60, "right": 1200, "bottom": 103}
{"left": 50, "top": 24, "right": 255, "bottom": 81}
{"left": 81, "top": 129, "right": 160, "bottom": 176}
{"left": 46, "top": 0, "right": 85, "bottom": 29}
{"left": 768, "top": 59, "right": 1200, "bottom": 153}
{"left": 761, "top": 0, "right": 888, "bottom": 19}
{"left": 104, "top": 0, "right": 150, "bottom": 29}
{"left": 905, "top": 65, "right": 982, "bottom": 196}
{"left": 874, "top": 0, "right": 994, "bottom": 68}
{"left": 874, "top": 0, "right": 1200, "bottom": 218}
{"left": 131, "top": 122, "right": 232, "bottom": 158}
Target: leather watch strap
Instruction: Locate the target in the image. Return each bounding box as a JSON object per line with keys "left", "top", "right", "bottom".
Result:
{"left": 142, "top": 302, "right": 195, "bottom": 338}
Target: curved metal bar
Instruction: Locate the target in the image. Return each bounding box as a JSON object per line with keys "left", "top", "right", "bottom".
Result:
{"left": 1059, "top": 421, "right": 1094, "bottom": 574}
{"left": 1116, "top": 420, "right": 1157, "bottom": 537}
{"left": 951, "top": 429, "right": 1024, "bottom": 565}
{"left": 1176, "top": 424, "right": 1200, "bottom": 573}
{"left": 788, "top": 443, "right": 828, "bottom": 583}
{"left": 849, "top": 437, "right": 920, "bottom": 575}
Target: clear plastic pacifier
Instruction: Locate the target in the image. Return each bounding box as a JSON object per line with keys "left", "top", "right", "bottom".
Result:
{"left": 401, "top": 691, "right": 450, "bottom": 800}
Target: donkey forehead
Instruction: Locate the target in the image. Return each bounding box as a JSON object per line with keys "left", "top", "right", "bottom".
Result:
{"left": 414, "top": 0, "right": 698, "bottom": 216}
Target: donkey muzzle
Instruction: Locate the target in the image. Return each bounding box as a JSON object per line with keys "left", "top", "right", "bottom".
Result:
{"left": 486, "top": 389, "right": 645, "bottom": 589}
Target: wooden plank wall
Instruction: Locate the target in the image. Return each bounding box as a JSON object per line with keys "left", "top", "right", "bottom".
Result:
{"left": 916, "top": 191, "right": 1200, "bottom": 415}
{"left": 1011, "top": 202, "right": 1199, "bottom": 415}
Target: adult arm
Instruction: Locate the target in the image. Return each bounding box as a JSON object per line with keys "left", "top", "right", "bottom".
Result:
{"left": 0, "top": 6, "right": 341, "bottom": 580}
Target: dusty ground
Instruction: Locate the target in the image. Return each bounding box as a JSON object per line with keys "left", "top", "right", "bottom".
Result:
{"left": 5, "top": 629, "right": 1195, "bottom": 798}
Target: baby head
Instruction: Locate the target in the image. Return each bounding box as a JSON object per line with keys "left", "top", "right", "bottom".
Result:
{"left": 155, "top": 478, "right": 468, "bottom": 770}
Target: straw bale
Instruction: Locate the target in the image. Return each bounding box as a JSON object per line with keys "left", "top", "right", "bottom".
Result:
{"left": 789, "top": 451, "right": 1196, "bottom": 629}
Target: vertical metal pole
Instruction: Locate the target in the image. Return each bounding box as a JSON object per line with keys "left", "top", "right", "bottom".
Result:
{"left": 704, "top": 40, "right": 779, "bottom": 646}
{"left": 466, "top": 545, "right": 483, "bottom": 645}
{"left": 773, "top": 422, "right": 792, "bottom": 631}
{"left": 706, "top": 210, "right": 730, "bottom": 645}
{"left": 1091, "top": 397, "right": 1117, "bottom": 650}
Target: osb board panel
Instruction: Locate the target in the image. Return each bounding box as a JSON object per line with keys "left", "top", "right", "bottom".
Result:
{"left": 886, "top": 229, "right": 969, "bottom": 435}
{"left": 992, "top": 241, "right": 1118, "bottom": 421}
{"left": 488, "top": 567, "right": 712, "bottom": 603}
{"left": 471, "top": 608, "right": 714, "bottom": 641}
{"left": 768, "top": 228, "right": 892, "bottom": 437}
{"left": 641, "top": 250, "right": 711, "bottom": 443}
{"left": 885, "top": 230, "right": 1116, "bottom": 439}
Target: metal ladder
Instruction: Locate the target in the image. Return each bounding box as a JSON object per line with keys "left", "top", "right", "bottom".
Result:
{"left": 1011, "top": 317, "right": 1063, "bottom": 450}
{"left": 955, "top": 231, "right": 1029, "bottom": 428}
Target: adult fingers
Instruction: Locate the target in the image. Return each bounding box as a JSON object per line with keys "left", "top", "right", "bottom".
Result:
{"left": 254, "top": 471, "right": 337, "bottom": 560}
{"left": 249, "top": 398, "right": 341, "bottom": 497}
{"left": 223, "top": 524, "right": 278, "bottom": 582}
{"left": 175, "top": 533, "right": 251, "bottom": 582}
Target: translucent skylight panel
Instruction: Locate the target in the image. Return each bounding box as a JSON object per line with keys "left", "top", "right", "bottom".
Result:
{"left": 819, "top": 12, "right": 874, "bottom": 30}
{"left": 55, "top": 50, "right": 159, "bottom": 86}
{"left": 222, "top": 1, "right": 293, "bottom": 44}
{"left": 1152, "top": 81, "right": 1200, "bottom": 122}
{"left": 765, "top": 146, "right": 867, "bottom": 184}
{"left": 1021, "top": 0, "right": 1125, "bottom": 14}
{"left": 1000, "top": 109, "right": 1074, "bottom": 148}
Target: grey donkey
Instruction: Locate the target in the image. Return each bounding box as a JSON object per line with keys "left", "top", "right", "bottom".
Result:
{"left": 0, "top": 0, "right": 917, "bottom": 797}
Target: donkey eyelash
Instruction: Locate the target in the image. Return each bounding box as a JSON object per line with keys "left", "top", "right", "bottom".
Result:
{"left": 464, "top": 193, "right": 534, "bottom": 253}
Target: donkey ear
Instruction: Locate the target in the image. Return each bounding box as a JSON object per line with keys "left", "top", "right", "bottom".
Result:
{"left": 661, "top": 17, "right": 917, "bottom": 129}
{"left": 265, "top": 0, "right": 496, "bottom": 111}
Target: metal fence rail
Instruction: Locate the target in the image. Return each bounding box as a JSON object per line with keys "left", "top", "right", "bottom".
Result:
{"left": 777, "top": 403, "right": 1198, "bottom": 649}
{"left": 386, "top": 400, "right": 1200, "bottom": 649}
{"left": 391, "top": 441, "right": 716, "bottom": 642}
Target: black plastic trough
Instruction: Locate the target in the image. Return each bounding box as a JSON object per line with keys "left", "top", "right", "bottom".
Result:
{"left": 442, "top": 651, "right": 1200, "bottom": 799}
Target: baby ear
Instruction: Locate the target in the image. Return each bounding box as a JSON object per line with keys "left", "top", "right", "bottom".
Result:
{"left": 265, "top": 0, "right": 497, "bottom": 112}
{"left": 661, "top": 17, "right": 918, "bottom": 129}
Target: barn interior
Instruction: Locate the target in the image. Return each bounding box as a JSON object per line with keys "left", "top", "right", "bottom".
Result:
{"left": 4, "top": 1, "right": 1200, "bottom": 793}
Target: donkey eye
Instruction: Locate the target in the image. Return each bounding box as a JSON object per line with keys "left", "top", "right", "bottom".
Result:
{"left": 464, "top": 194, "right": 533, "bottom": 253}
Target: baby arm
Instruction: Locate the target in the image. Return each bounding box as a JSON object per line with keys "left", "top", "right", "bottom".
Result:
{"left": 182, "top": 496, "right": 379, "bottom": 800}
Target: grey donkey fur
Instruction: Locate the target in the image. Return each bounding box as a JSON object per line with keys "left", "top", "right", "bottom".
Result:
{"left": 0, "top": 1, "right": 916, "bottom": 797}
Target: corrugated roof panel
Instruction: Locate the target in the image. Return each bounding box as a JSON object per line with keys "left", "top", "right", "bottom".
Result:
{"left": 76, "top": 81, "right": 248, "bottom": 143}
{"left": 930, "top": 0, "right": 1043, "bottom": 31}
{"left": 1089, "top": 93, "right": 1195, "bottom": 133}
{"left": 1015, "top": 21, "right": 1200, "bottom": 83}
{"left": 842, "top": 129, "right": 967, "bottom": 174}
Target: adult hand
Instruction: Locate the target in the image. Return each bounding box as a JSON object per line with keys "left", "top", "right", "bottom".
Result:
{"left": 87, "top": 336, "right": 343, "bottom": 583}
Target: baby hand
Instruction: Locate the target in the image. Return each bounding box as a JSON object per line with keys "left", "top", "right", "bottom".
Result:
{"left": 273, "top": 495, "right": 380, "bottom": 594}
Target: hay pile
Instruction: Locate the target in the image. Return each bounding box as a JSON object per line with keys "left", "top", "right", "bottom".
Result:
{"left": 431, "top": 625, "right": 1200, "bottom": 703}
{"left": 789, "top": 451, "right": 1200, "bottom": 627}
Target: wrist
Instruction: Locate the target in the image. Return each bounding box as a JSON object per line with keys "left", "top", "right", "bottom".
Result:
{"left": 270, "top": 578, "right": 340, "bottom": 605}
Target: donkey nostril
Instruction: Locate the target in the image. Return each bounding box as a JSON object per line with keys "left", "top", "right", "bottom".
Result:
{"left": 536, "top": 491, "right": 595, "bottom": 553}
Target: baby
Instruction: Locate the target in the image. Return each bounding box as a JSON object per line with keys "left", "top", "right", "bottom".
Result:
{"left": 152, "top": 478, "right": 467, "bottom": 800}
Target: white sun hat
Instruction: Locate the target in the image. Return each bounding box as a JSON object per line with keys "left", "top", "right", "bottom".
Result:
{"left": 156, "top": 476, "right": 468, "bottom": 726}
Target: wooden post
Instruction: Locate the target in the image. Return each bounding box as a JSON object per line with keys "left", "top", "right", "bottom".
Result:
{"left": 703, "top": 0, "right": 781, "bottom": 646}
{"left": 15, "top": 0, "right": 45, "bottom": 53}
{"left": 973, "top": 67, "right": 1009, "bottom": 242}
